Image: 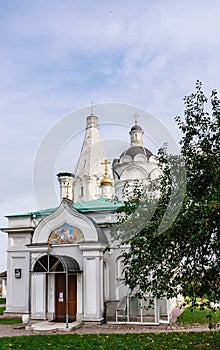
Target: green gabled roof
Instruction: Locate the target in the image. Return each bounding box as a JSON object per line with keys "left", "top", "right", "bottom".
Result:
{"left": 6, "top": 207, "right": 57, "bottom": 217}
{"left": 29, "top": 207, "right": 57, "bottom": 216}
{"left": 74, "top": 198, "right": 124, "bottom": 212}
{"left": 7, "top": 198, "right": 124, "bottom": 217}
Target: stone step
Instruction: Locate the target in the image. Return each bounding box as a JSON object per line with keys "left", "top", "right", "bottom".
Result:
{"left": 30, "top": 320, "right": 81, "bottom": 332}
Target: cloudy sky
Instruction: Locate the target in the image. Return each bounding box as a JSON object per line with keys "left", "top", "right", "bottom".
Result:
{"left": 1, "top": 0, "right": 220, "bottom": 271}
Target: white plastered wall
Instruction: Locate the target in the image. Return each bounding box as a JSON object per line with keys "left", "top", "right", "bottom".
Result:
{"left": 5, "top": 231, "right": 32, "bottom": 316}
{"left": 30, "top": 199, "right": 107, "bottom": 323}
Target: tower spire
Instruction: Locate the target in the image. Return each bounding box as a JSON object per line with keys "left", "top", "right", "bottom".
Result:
{"left": 74, "top": 112, "right": 108, "bottom": 202}
{"left": 133, "top": 112, "right": 139, "bottom": 125}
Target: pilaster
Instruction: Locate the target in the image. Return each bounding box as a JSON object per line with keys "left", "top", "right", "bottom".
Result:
{"left": 79, "top": 243, "right": 106, "bottom": 323}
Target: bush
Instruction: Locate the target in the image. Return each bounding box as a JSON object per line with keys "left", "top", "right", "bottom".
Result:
{"left": 0, "top": 307, "right": 6, "bottom": 315}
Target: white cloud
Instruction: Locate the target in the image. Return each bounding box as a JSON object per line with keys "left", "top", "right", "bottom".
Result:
{"left": 1, "top": 0, "right": 220, "bottom": 270}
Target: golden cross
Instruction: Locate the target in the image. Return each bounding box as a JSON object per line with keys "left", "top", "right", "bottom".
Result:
{"left": 89, "top": 101, "right": 96, "bottom": 116}
{"left": 101, "top": 159, "right": 111, "bottom": 177}
{"left": 64, "top": 183, "right": 71, "bottom": 198}
{"left": 133, "top": 112, "right": 139, "bottom": 125}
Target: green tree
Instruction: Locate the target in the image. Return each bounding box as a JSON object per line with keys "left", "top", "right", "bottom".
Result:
{"left": 121, "top": 81, "right": 220, "bottom": 305}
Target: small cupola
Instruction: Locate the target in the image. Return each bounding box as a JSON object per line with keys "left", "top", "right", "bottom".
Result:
{"left": 86, "top": 101, "right": 99, "bottom": 129}
{"left": 100, "top": 159, "right": 112, "bottom": 187}
{"left": 129, "top": 112, "right": 144, "bottom": 147}
{"left": 57, "top": 172, "right": 75, "bottom": 202}
{"left": 100, "top": 159, "right": 113, "bottom": 198}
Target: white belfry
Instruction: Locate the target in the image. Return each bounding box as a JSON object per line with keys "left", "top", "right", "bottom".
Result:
{"left": 74, "top": 113, "right": 107, "bottom": 202}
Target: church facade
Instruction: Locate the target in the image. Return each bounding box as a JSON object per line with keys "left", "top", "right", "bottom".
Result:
{"left": 1, "top": 112, "right": 176, "bottom": 325}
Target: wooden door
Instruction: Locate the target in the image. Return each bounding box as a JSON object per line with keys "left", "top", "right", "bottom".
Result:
{"left": 68, "top": 274, "right": 77, "bottom": 321}
{"left": 55, "top": 274, "right": 77, "bottom": 321}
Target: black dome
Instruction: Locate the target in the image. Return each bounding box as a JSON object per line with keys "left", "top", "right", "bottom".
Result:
{"left": 130, "top": 124, "right": 143, "bottom": 131}
{"left": 120, "top": 146, "right": 153, "bottom": 160}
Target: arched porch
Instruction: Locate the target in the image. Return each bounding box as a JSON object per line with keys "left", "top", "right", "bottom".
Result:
{"left": 31, "top": 254, "right": 82, "bottom": 327}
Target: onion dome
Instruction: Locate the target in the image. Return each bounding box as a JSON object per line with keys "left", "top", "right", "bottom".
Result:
{"left": 118, "top": 115, "right": 153, "bottom": 160}
{"left": 130, "top": 124, "right": 143, "bottom": 131}
{"left": 100, "top": 176, "right": 113, "bottom": 186}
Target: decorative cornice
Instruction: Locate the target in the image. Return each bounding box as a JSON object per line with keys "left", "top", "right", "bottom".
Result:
{"left": 1, "top": 227, "right": 34, "bottom": 234}
{"left": 79, "top": 242, "right": 107, "bottom": 252}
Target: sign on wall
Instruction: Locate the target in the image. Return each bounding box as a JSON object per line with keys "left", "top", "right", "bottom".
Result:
{"left": 15, "top": 268, "right": 22, "bottom": 278}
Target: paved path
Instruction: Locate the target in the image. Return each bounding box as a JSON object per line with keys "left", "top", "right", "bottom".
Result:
{"left": 0, "top": 307, "right": 217, "bottom": 338}
{"left": 0, "top": 322, "right": 212, "bottom": 338}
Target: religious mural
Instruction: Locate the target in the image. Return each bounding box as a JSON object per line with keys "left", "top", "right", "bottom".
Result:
{"left": 48, "top": 223, "right": 84, "bottom": 245}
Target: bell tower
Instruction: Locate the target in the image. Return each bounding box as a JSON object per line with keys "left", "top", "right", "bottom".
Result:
{"left": 74, "top": 105, "right": 109, "bottom": 202}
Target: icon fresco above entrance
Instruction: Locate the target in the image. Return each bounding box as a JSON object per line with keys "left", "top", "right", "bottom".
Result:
{"left": 48, "top": 223, "right": 84, "bottom": 245}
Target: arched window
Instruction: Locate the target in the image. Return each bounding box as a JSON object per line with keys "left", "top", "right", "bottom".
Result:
{"left": 33, "top": 255, "right": 80, "bottom": 273}
{"left": 116, "top": 256, "right": 124, "bottom": 280}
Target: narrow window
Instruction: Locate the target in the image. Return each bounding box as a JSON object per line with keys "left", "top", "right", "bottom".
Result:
{"left": 80, "top": 186, "right": 84, "bottom": 196}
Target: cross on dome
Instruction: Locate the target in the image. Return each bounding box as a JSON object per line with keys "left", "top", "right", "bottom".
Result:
{"left": 133, "top": 112, "right": 139, "bottom": 125}
{"left": 89, "top": 101, "right": 96, "bottom": 116}
{"left": 101, "top": 159, "right": 111, "bottom": 177}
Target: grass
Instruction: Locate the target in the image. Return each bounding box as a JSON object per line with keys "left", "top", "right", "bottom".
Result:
{"left": 177, "top": 306, "right": 220, "bottom": 325}
{"left": 0, "top": 318, "right": 21, "bottom": 324}
{"left": 0, "top": 300, "right": 219, "bottom": 349}
{"left": 0, "top": 333, "right": 219, "bottom": 349}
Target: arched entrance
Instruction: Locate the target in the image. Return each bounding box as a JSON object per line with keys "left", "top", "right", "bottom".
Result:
{"left": 33, "top": 254, "right": 81, "bottom": 323}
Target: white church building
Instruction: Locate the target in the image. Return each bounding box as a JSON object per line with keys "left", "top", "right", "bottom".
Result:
{"left": 1, "top": 111, "right": 176, "bottom": 326}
